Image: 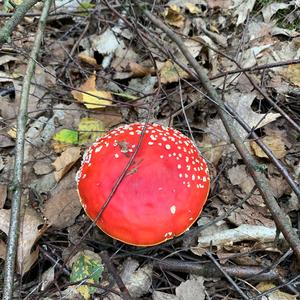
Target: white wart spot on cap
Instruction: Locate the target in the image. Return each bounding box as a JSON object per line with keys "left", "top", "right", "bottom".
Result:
{"left": 95, "top": 146, "right": 103, "bottom": 152}
{"left": 170, "top": 205, "right": 176, "bottom": 214}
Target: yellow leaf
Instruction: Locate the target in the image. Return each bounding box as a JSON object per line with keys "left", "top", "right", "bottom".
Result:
{"left": 78, "top": 52, "right": 98, "bottom": 66}
{"left": 71, "top": 74, "right": 113, "bottom": 109}
{"left": 282, "top": 64, "right": 300, "bottom": 87}
{"left": 185, "top": 3, "right": 201, "bottom": 14}
{"left": 82, "top": 90, "right": 113, "bottom": 109}
{"left": 7, "top": 127, "right": 17, "bottom": 139}
{"left": 250, "top": 135, "right": 287, "bottom": 159}
{"left": 163, "top": 5, "right": 185, "bottom": 28}
{"left": 256, "top": 282, "right": 297, "bottom": 300}
{"left": 160, "top": 60, "right": 189, "bottom": 84}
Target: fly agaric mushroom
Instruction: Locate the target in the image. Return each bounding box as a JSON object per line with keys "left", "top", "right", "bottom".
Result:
{"left": 76, "top": 123, "right": 210, "bottom": 246}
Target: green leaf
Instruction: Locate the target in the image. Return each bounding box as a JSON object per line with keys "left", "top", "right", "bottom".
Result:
{"left": 78, "top": 118, "right": 105, "bottom": 145}
{"left": 70, "top": 251, "right": 103, "bottom": 300}
{"left": 52, "top": 129, "right": 79, "bottom": 144}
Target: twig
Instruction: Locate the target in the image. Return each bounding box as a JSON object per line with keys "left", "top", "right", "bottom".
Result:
{"left": 138, "top": 5, "right": 300, "bottom": 261}
{"left": 210, "top": 59, "right": 300, "bottom": 80}
{"left": 205, "top": 251, "right": 251, "bottom": 300}
{"left": 0, "top": 0, "right": 41, "bottom": 44}
{"left": 2, "top": 1, "right": 52, "bottom": 299}
{"left": 154, "top": 259, "right": 281, "bottom": 282}
{"left": 100, "top": 251, "right": 133, "bottom": 300}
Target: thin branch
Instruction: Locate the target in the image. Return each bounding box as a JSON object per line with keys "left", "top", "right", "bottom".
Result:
{"left": 100, "top": 251, "right": 133, "bottom": 300}
{"left": 210, "top": 59, "right": 300, "bottom": 80}
{"left": 2, "top": 1, "right": 52, "bottom": 299}
{"left": 205, "top": 251, "right": 251, "bottom": 300}
{"left": 154, "top": 259, "right": 281, "bottom": 282}
{"left": 0, "top": 0, "right": 41, "bottom": 44}
{"left": 138, "top": 5, "right": 300, "bottom": 261}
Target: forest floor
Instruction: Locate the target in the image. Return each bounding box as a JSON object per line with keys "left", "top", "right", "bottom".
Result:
{"left": 0, "top": 0, "right": 300, "bottom": 299}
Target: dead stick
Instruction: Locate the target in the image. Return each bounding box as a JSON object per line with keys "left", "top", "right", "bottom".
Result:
{"left": 2, "top": 1, "right": 52, "bottom": 299}
{"left": 100, "top": 251, "right": 133, "bottom": 300}
{"left": 138, "top": 5, "right": 300, "bottom": 261}
{"left": 154, "top": 259, "right": 281, "bottom": 282}
{"left": 0, "top": 0, "right": 41, "bottom": 44}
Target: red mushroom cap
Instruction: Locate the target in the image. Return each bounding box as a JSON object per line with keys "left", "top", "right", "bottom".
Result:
{"left": 76, "top": 123, "right": 210, "bottom": 246}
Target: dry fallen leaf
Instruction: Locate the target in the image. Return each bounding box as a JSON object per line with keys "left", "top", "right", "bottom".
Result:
{"left": 262, "top": 2, "right": 291, "bottom": 23}
{"left": 176, "top": 277, "right": 206, "bottom": 300}
{"left": 185, "top": 3, "right": 201, "bottom": 14}
{"left": 129, "top": 62, "right": 153, "bottom": 77}
{"left": 251, "top": 135, "right": 287, "bottom": 159}
{"left": 0, "top": 184, "right": 7, "bottom": 208}
{"left": 160, "top": 60, "right": 189, "bottom": 84}
{"left": 52, "top": 147, "right": 81, "bottom": 182}
{"left": 106, "top": 258, "right": 153, "bottom": 299}
{"left": 0, "top": 207, "right": 46, "bottom": 274}
{"left": 256, "top": 282, "right": 297, "bottom": 300}
{"left": 227, "top": 165, "right": 256, "bottom": 194}
{"left": 43, "top": 188, "right": 82, "bottom": 229}
{"left": 42, "top": 170, "right": 82, "bottom": 229}
{"left": 163, "top": 5, "right": 185, "bottom": 28}
{"left": 153, "top": 276, "right": 206, "bottom": 300}
{"left": 78, "top": 52, "right": 98, "bottom": 66}
{"left": 282, "top": 64, "right": 300, "bottom": 87}
{"left": 0, "top": 239, "right": 6, "bottom": 260}
{"left": 71, "top": 74, "right": 113, "bottom": 109}
{"left": 232, "top": 0, "right": 256, "bottom": 26}
{"left": 207, "top": 0, "right": 232, "bottom": 8}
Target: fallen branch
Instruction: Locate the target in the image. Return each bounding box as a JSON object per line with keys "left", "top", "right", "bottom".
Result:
{"left": 154, "top": 259, "right": 282, "bottom": 282}
{"left": 100, "top": 251, "right": 133, "bottom": 300}
{"left": 2, "top": 1, "right": 52, "bottom": 299}
{"left": 137, "top": 5, "right": 300, "bottom": 261}
{"left": 0, "top": 0, "right": 41, "bottom": 44}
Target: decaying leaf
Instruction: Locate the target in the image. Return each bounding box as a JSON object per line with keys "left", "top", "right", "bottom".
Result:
{"left": 107, "top": 258, "right": 153, "bottom": 299}
{"left": 262, "top": 2, "right": 291, "bottom": 23}
{"left": 207, "top": 0, "right": 232, "bottom": 8}
{"left": 42, "top": 170, "right": 82, "bottom": 229}
{"left": 163, "top": 5, "right": 185, "bottom": 28}
{"left": 177, "top": 277, "right": 205, "bottom": 300}
{"left": 185, "top": 3, "right": 202, "bottom": 14}
{"left": 120, "top": 258, "right": 153, "bottom": 298}
{"left": 227, "top": 164, "right": 256, "bottom": 194}
{"left": 78, "top": 52, "right": 98, "bottom": 66}
{"left": 0, "top": 184, "right": 7, "bottom": 208}
{"left": 225, "top": 92, "right": 281, "bottom": 140}
{"left": 69, "top": 250, "right": 103, "bottom": 300}
{"left": 52, "top": 147, "right": 81, "bottom": 182}
{"left": 78, "top": 117, "right": 105, "bottom": 145}
{"left": 256, "top": 282, "right": 297, "bottom": 300}
{"left": 250, "top": 135, "right": 287, "bottom": 159}
{"left": 231, "top": 0, "right": 256, "bottom": 26}
{"left": 160, "top": 60, "right": 189, "bottom": 84}
{"left": 0, "top": 208, "right": 46, "bottom": 274}
{"left": 71, "top": 74, "right": 113, "bottom": 109}
{"left": 129, "top": 62, "right": 153, "bottom": 77}
{"left": 0, "top": 239, "right": 6, "bottom": 260}
{"left": 153, "top": 276, "right": 206, "bottom": 300}
{"left": 281, "top": 64, "right": 300, "bottom": 87}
